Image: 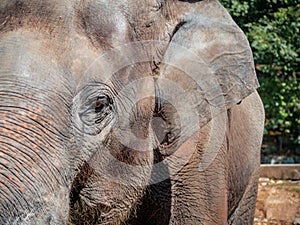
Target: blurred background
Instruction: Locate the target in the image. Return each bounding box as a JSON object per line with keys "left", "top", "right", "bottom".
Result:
{"left": 220, "top": 1, "right": 300, "bottom": 224}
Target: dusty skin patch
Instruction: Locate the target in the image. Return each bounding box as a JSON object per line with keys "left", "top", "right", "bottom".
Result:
{"left": 255, "top": 178, "right": 300, "bottom": 225}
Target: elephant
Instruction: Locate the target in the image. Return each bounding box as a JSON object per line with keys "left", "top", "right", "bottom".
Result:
{"left": 0, "top": 0, "right": 265, "bottom": 225}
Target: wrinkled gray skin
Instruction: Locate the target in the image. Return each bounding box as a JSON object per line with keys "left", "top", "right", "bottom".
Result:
{"left": 0, "top": 0, "right": 264, "bottom": 225}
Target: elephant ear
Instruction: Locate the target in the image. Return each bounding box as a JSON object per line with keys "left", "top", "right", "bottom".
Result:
{"left": 155, "top": 0, "right": 259, "bottom": 154}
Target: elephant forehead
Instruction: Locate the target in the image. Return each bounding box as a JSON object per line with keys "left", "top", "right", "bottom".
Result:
{"left": 0, "top": 0, "right": 72, "bottom": 34}
{"left": 0, "top": 0, "right": 162, "bottom": 34}
{"left": 0, "top": 0, "right": 162, "bottom": 84}
{"left": 0, "top": 31, "right": 73, "bottom": 89}
{"left": 75, "top": 1, "right": 128, "bottom": 46}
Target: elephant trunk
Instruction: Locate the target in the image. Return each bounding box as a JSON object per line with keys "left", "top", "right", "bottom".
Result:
{"left": 0, "top": 79, "right": 72, "bottom": 224}
{"left": 0, "top": 29, "right": 77, "bottom": 224}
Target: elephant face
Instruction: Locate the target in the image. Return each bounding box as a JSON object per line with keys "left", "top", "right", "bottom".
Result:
{"left": 0, "top": 0, "right": 259, "bottom": 224}
{"left": 0, "top": 1, "right": 155, "bottom": 224}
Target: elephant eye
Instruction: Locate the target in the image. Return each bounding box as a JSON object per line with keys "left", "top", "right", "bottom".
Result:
{"left": 95, "top": 100, "right": 102, "bottom": 108}
{"left": 95, "top": 99, "right": 103, "bottom": 112}
{"left": 94, "top": 96, "right": 110, "bottom": 113}
{"left": 72, "top": 84, "right": 115, "bottom": 135}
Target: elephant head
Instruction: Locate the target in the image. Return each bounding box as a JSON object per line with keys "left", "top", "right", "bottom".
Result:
{"left": 0, "top": 0, "right": 262, "bottom": 225}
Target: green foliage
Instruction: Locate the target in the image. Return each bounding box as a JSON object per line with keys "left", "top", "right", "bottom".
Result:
{"left": 220, "top": 0, "right": 300, "bottom": 145}
{"left": 291, "top": 188, "right": 300, "bottom": 193}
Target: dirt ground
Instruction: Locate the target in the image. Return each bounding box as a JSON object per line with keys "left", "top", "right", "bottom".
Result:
{"left": 255, "top": 178, "right": 300, "bottom": 225}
